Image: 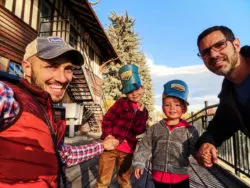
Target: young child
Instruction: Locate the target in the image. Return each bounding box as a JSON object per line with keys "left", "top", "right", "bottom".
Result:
{"left": 133, "top": 79, "right": 199, "bottom": 188}
{"left": 95, "top": 64, "right": 149, "bottom": 188}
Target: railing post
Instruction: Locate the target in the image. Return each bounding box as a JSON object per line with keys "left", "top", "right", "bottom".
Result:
{"left": 204, "top": 101, "right": 208, "bottom": 128}
{"left": 233, "top": 133, "right": 240, "bottom": 176}
{"left": 191, "top": 112, "right": 194, "bottom": 126}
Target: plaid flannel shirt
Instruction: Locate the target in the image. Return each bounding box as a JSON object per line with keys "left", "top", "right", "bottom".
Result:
{"left": 0, "top": 81, "right": 104, "bottom": 167}
{"left": 60, "top": 143, "right": 104, "bottom": 166}
{"left": 0, "top": 81, "right": 20, "bottom": 129}
{"left": 101, "top": 97, "right": 148, "bottom": 150}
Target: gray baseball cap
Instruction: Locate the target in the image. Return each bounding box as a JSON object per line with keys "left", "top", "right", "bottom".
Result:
{"left": 23, "top": 36, "right": 84, "bottom": 65}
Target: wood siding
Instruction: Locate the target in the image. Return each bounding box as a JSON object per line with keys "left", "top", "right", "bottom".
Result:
{"left": 0, "top": 5, "right": 37, "bottom": 63}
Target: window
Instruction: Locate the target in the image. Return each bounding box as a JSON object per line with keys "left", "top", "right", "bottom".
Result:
{"left": 9, "top": 61, "right": 24, "bottom": 77}
{"left": 39, "top": 1, "right": 52, "bottom": 36}
{"left": 69, "top": 25, "right": 78, "bottom": 48}
{"left": 89, "top": 46, "right": 94, "bottom": 61}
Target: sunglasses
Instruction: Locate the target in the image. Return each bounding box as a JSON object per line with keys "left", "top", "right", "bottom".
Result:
{"left": 197, "top": 38, "right": 234, "bottom": 59}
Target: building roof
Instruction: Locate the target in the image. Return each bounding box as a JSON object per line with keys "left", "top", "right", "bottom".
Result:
{"left": 66, "top": 0, "right": 119, "bottom": 63}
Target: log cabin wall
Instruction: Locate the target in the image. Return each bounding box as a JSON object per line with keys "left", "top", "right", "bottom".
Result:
{"left": 0, "top": 0, "right": 71, "bottom": 68}
{"left": 0, "top": 2, "right": 38, "bottom": 66}
{"left": 0, "top": 0, "right": 119, "bottom": 134}
{"left": 0, "top": 0, "right": 103, "bottom": 83}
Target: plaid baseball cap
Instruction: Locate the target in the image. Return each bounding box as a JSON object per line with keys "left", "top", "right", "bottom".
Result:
{"left": 23, "top": 36, "right": 83, "bottom": 65}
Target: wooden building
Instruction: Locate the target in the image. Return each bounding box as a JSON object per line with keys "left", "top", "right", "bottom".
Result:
{"left": 0, "top": 0, "right": 119, "bottom": 136}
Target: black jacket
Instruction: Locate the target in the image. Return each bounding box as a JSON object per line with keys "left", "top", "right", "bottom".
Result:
{"left": 197, "top": 46, "right": 250, "bottom": 148}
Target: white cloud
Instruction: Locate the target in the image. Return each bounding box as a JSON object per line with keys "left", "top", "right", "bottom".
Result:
{"left": 155, "top": 104, "right": 162, "bottom": 111}
{"left": 150, "top": 64, "right": 208, "bottom": 76}
{"left": 190, "top": 95, "right": 219, "bottom": 104}
{"left": 154, "top": 94, "right": 162, "bottom": 100}
{"left": 146, "top": 54, "right": 208, "bottom": 76}
{"left": 189, "top": 95, "right": 219, "bottom": 112}
{"left": 145, "top": 54, "right": 223, "bottom": 114}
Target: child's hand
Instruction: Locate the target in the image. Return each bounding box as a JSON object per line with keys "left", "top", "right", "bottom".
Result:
{"left": 202, "top": 152, "right": 213, "bottom": 166}
{"left": 137, "top": 102, "right": 145, "bottom": 111}
{"left": 105, "top": 135, "right": 114, "bottom": 139}
{"left": 197, "top": 143, "right": 217, "bottom": 167}
{"left": 134, "top": 168, "right": 143, "bottom": 179}
{"left": 103, "top": 135, "right": 119, "bottom": 150}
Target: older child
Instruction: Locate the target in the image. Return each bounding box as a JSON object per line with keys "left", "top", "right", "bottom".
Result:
{"left": 95, "top": 64, "right": 148, "bottom": 188}
{"left": 133, "top": 80, "right": 199, "bottom": 188}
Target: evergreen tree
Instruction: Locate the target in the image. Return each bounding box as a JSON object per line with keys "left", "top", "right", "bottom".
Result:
{"left": 102, "top": 11, "right": 155, "bottom": 124}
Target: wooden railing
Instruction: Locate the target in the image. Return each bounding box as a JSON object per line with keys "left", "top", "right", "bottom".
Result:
{"left": 186, "top": 101, "right": 250, "bottom": 179}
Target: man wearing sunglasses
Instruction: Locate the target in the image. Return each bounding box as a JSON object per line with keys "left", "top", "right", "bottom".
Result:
{"left": 195, "top": 25, "right": 250, "bottom": 167}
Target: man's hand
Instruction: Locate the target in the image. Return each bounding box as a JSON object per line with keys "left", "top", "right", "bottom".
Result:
{"left": 134, "top": 168, "right": 144, "bottom": 179}
{"left": 196, "top": 143, "right": 217, "bottom": 167}
{"left": 103, "top": 135, "right": 119, "bottom": 150}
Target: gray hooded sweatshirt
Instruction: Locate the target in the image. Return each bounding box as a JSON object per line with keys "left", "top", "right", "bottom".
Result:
{"left": 133, "top": 119, "right": 199, "bottom": 175}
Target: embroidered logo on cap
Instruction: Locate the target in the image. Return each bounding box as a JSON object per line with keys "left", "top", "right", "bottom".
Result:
{"left": 121, "top": 70, "right": 132, "bottom": 80}
{"left": 171, "top": 83, "right": 185, "bottom": 91}
{"left": 48, "top": 37, "right": 64, "bottom": 43}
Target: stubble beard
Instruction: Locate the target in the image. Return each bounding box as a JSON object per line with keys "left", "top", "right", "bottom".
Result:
{"left": 30, "top": 69, "right": 65, "bottom": 103}
{"left": 223, "top": 49, "right": 238, "bottom": 78}
{"left": 31, "top": 69, "right": 45, "bottom": 91}
{"left": 210, "top": 49, "right": 238, "bottom": 77}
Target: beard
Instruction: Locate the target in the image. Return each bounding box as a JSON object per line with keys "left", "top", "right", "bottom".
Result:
{"left": 224, "top": 49, "right": 238, "bottom": 77}
{"left": 208, "top": 48, "right": 238, "bottom": 76}
{"left": 30, "top": 68, "right": 67, "bottom": 103}
{"left": 30, "top": 68, "right": 45, "bottom": 90}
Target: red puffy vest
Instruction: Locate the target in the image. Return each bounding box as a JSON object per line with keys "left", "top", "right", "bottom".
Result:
{"left": 0, "top": 78, "right": 66, "bottom": 187}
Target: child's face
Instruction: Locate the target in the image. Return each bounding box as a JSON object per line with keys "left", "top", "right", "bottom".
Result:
{"left": 162, "top": 96, "right": 187, "bottom": 120}
{"left": 126, "top": 86, "right": 144, "bottom": 103}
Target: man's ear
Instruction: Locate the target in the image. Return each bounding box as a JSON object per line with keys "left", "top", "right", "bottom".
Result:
{"left": 233, "top": 38, "right": 241, "bottom": 53}
{"left": 21, "top": 60, "right": 31, "bottom": 78}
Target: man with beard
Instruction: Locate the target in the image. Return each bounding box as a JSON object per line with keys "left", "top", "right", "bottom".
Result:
{"left": 0, "top": 36, "right": 119, "bottom": 187}
{"left": 195, "top": 26, "right": 250, "bottom": 167}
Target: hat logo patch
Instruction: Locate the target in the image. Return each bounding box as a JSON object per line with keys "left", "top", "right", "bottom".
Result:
{"left": 121, "top": 70, "right": 132, "bottom": 80}
{"left": 171, "top": 83, "right": 185, "bottom": 91}
{"left": 48, "top": 37, "right": 64, "bottom": 43}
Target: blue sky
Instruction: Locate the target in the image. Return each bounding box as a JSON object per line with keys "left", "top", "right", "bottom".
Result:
{"left": 93, "top": 0, "right": 250, "bottom": 112}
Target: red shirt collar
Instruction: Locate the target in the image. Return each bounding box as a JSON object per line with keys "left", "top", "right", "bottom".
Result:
{"left": 164, "top": 119, "right": 189, "bottom": 131}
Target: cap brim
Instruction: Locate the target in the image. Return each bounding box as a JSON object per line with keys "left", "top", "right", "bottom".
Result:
{"left": 37, "top": 47, "right": 84, "bottom": 65}
{"left": 122, "top": 83, "right": 142, "bottom": 94}
{"left": 163, "top": 93, "right": 189, "bottom": 106}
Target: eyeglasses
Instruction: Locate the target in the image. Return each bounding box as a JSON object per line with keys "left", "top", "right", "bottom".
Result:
{"left": 197, "top": 38, "right": 234, "bottom": 59}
